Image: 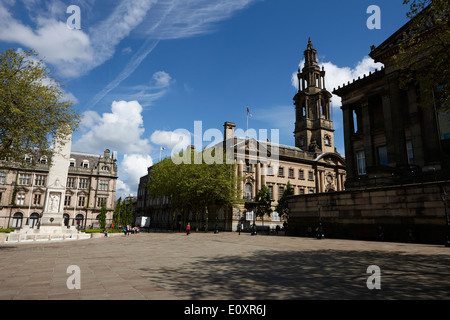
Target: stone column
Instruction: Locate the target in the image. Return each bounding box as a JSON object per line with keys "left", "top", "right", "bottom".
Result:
{"left": 361, "top": 99, "right": 374, "bottom": 168}
{"left": 256, "top": 161, "right": 261, "bottom": 192}
{"left": 342, "top": 104, "right": 356, "bottom": 183}
{"left": 261, "top": 162, "right": 266, "bottom": 187}
{"left": 407, "top": 87, "right": 424, "bottom": 166}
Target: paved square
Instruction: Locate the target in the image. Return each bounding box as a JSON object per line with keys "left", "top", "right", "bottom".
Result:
{"left": 1, "top": 232, "right": 450, "bottom": 300}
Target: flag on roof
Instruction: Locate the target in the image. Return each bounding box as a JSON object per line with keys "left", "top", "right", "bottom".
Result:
{"left": 247, "top": 105, "right": 252, "bottom": 117}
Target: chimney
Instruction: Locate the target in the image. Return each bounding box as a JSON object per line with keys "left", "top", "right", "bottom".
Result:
{"left": 223, "top": 121, "right": 235, "bottom": 142}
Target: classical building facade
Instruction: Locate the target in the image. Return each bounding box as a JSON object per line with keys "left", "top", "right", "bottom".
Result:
{"left": 0, "top": 149, "right": 118, "bottom": 230}
{"left": 288, "top": 12, "right": 450, "bottom": 244}
{"left": 135, "top": 39, "right": 346, "bottom": 232}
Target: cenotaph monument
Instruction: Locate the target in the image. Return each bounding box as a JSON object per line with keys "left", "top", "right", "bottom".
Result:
{"left": 7, "top": 130, "right": 89, "bottom": 242}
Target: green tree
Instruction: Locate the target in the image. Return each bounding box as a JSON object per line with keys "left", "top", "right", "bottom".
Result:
{"left": 276, "top": 181, "right": 294, "bottom": 222}
{"left": 112, "top": 197, "right": 122, "bottom": 229}
{"left": 98, "top": 203, "right": 107, "bottom": 229}
{"left": 255, "top": 185, "right": 272, "bottom": 227}
{"left": 0, "top": 48, "right": 80, "bottom": 163}
{"left": 127, "top": 197, "right": 134, "bottom": 226}
{"left": 147, "top": 148, "right": 243, "bottom": 232}
{"left": 120, "top": 199, "right": 128, "bottom": 228}
{"left": 394, "top": 0, "right": 449, "bottom": 111}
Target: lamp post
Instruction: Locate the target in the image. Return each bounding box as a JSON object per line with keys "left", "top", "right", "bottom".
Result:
{"left": 441, "top": 189, "right": 450, "bottom": 247}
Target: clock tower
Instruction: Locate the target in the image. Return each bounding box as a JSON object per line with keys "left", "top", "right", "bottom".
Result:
{"left": 293, "top": 38, "right": 334, "bottom": 154}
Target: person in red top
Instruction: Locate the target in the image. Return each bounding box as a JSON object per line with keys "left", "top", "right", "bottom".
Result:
{"left": 186, "top": 222, "right": 191, "bottom": 235}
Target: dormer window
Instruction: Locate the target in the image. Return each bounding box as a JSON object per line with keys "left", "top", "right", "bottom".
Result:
{"left": 101, "top": 166, "right": 110, "bottom": 172}
{"left": 39, "top": 156, "right": 48, "bottom": 164}
{"left": 24, "top": 155, "right": 32, "bottom": 163}
{"left": 69, "top": 159, "right": 75, "bottom": 167}
{"left": 82, "top": 160, "right": 89, "bottom": 169}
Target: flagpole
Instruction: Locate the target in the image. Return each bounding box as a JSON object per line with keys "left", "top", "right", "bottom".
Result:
{"left": 246, "top": 105, "right": 249, "bottom": 139}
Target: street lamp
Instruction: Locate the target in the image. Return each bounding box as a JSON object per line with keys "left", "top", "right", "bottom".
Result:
{"left": 441, "top": 189, "right": 450, "bottom": 247}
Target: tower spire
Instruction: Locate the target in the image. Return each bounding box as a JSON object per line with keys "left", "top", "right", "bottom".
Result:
{"left": 293, "top": 39, "right": 334, "bottom": 154}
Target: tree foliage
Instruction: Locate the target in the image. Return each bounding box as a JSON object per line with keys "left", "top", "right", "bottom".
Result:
{"left": 98, "top": 203, "right": 107, "bottom": 229}
{"left": 0, "top": 48, "right": 80, "bottom": 163}
{"left": 147, "top": 149, "right": 243, "bottom": 231}
{"left": 112, "top": 197, "right": 122, "bottom": 229}
{"left": 276, "top": 181, "right": 294, "bottom": 221}
{"left": 394, "top": 0, "right": 449, "bottom": 111}
{"left": 255, "top": 185, "right": 272, "bottom": 225}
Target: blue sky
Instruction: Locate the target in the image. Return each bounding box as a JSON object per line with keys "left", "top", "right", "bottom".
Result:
{"left": 1, "top": 0, "right": 410, "bottom": 197}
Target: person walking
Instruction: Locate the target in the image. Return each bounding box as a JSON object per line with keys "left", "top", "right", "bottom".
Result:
{"left": 186, "top": 222, "right": 191, "bottom": 236}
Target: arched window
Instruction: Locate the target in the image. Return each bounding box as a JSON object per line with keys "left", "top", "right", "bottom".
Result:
{"left": 75, "top": 214, "right": 84, "bottom": 228}
{"left": 29, "top": 212, "right": 40, "bottom": 228}
{"left": 245, "top": 183, "right": 252, "bottom": 201}
{"left": 12, "top": 212, "right": 23, "bottom": 228}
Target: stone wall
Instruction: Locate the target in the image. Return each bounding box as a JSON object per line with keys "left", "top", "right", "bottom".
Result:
{"left": 287, "top": 181, "right": 450, "bottom": 244}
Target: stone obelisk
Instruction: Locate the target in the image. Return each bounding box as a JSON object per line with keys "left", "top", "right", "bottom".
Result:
{"left": 39, "top": 130, "right": 72, "bottom": 232}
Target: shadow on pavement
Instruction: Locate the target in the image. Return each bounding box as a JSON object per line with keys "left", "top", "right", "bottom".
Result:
{"left": 140, "top": 250, "right": 450, "bottom": 300}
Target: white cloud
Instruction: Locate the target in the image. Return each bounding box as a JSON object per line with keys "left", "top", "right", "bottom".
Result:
{"left": 73, "top": 100, "right": 151, "bottom": 154}
{"left": 98, "top": 70, "right": 173, "bottom": 108}
{"left": 291, "top": 56, "right": 383, "bottom": 108}
{"left": 153, "top": 71, "right": 172, "bottom": 87}
{"left": 0, "top": 5, "right": 94, "bottom": 78}
{"left": 116, "top": 153, "right": 153, "bottom": 197}
{"left": 73, "top": 100, "right": 154, "bottom": 197}
{"left": 150, "top": 129, "right": 192, "bottom": 151}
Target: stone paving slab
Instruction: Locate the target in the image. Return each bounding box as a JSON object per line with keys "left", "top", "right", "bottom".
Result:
{"left": 0, "top": 232, "right": 449, "bottom": 301}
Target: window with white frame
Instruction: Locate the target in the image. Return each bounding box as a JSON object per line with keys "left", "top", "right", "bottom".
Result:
{"left": 78, "top": 196, "right": 85, "bottom": 207}
{"left": 64, "top": 195, "right": 71, "bottom": 206}
{"left": 406, "top": 141, "right": 414, "bottom": 165}
{"left": 0, "top": 172, "right": 5, "bottom": 184}
{"left": 33, "top": 194, "right": 41, "bottom": 205}
{"left": 268, "top": 185, "right": 273, "bottom": 200}
{"left": 18, "top": 174, "right": 31, "bottom": 185}
{"left": 298, "top": 169, "right": 304, "bottom": 180}
{"left": 98, "top": 180, "right": 108, "bottom": 191}
{"left": 356, "top": 151, "right": 366, "bottom": 175}
{"left": 67, "top": 177, "right": 76, "bottom": 188}
{"left": 17, "top": 194, "right": 25, "bottom": 205}
{"left": 97, "top": 197, "right": 107, "bottom": 207}
{"left": 78, "top": 178, "right": 89, "bottom": 189}
{"left": 288, "top": 168, "right": 294, "bottom": 179}
{"left": 82, "top": 160, "right": 89, "bottom": 168}
{"left": 279, "top": 186, "right": 284, "bottom": 200}
{"left": 12, "top": 212, "right": 23, "bottom": 228}
{"left": 34, "top": 175, "right": 47, "bottom": 186}
{"left": 246, "top": 211, "right": 254, "bottom": 221}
